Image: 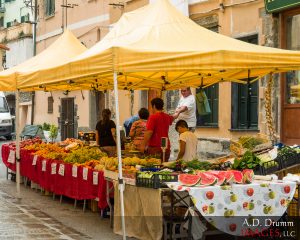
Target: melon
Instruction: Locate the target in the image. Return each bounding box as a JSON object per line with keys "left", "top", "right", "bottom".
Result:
{"left": 242, "top": 169, "right": 254, "bottom": 184}
{"left": 178, "top": 174, "right": 201, "bottom": 186}
{"left": 206, "top": 171, "right": 226, "bottom": 185}
{"left": 218, "top": 171, "right": 234, "bottom": 184}
{"left": 198, "top": 172, "right": 218, "bottom": 186}
{"left": 228, "top": 170, "right": 243, "bottom": 184}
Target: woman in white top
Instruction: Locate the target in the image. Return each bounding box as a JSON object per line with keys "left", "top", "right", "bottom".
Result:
{"left": 175, "top": 120, "right": 198, "bottom": 161}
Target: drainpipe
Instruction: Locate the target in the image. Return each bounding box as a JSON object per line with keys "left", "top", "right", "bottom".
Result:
{"left": 30, "top": 0, "right": 37, "bottom": 125}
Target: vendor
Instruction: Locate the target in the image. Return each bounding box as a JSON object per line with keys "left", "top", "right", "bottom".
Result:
{"left": 175, "top": 120, "right": 197, "bottom": 161}
{"left": 175, "top": 87, "right": 196, "bottom": 132}
{"left": 141, "top": 98, "right": 179, "bottom": 162}
{"left": 96, "top": 109, "right": 116, "bottom": 157}
{"left": 129, "top": 108, "right": 149, "bottom": 150}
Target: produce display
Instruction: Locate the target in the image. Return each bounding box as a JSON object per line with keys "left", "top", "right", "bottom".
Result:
{"left": 178, "top": 169, "right": 253, "bottom": 187}
{"left": 63, "top": 147, "right": 106, "bottom": 164}
{"left": 232, "top": 151, "right": 260, "bottom": 170}
{"left": 238, "top": 136, "right": 266, "bottom": 150}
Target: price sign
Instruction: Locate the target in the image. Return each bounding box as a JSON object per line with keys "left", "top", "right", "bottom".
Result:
{"left": 269, "top": 147, "right": 278, "bottom": 160}
{"left": 83, "top": 167, "right": 88, "bottom": 180}
{"left": 72, "top": 165, "right": 78, "bottom": 178}
{"left": 93, "top": 171, "right": 99, "bottom": 185}
{"left": 32, "top": 155, "right": 38, "bottom": 166}
{"left": 42, "top": 160, "right": 47, "bottom": 172}
{"left": 51, "top": 163, "right": 57, "bottom": 175}
{"left": 58, "top": 164, "right": 65, "bottom": 176}
{"left": 8, "top": 150, "right": 15, "bottom": 164}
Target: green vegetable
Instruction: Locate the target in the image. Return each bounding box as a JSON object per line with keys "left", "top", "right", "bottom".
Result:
{"left": 233, "top": 151, "right": 260, "bottom": 170}
{"left": 184, "top": 159, "right": 212, "bottom": 170}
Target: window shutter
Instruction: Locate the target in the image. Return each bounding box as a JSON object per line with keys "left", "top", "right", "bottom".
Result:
{"left": 48, "top": 96, "right": 54, "bottom": 113}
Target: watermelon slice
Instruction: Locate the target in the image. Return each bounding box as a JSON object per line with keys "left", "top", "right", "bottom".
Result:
{"left": 218, "top": 171, "right": 234, "bottom": 184}
{"left": 197, "top": 172, "right": 218, "bottom": 186}
{"left": 178, "top": 174, "right": 201, "bottom": 186}
{"left": 242, "top": 169, "right": 254, "bottom": 184}
{"left": 206, "top": 171, "right": 226, "bottom": 185}
{"left": 228, "top": 170, "right": 243, "bottom": 184}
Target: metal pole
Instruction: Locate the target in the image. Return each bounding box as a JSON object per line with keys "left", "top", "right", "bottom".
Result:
{"left": 15, "top": 90, "right": 21, "bottom": 200}
{"left": 113, "top": 72, "right": 126, "bottom": 240}
{"left": 30, "top": 0, "right": 37, "bottom": 125}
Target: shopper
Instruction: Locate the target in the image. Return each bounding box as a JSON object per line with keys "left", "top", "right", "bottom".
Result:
{"left": 141, "top": 98, "right": 179, "bottom": 162}
{"left": 96, "top": 109, "right": 116, "bottom": 156}
{"left": 129, "top": 108, "right": 149, "bottom": 150}
{"left": 175, "top": 120, "right": 198, "bottom": 161}
{"left": 175, "top": 87, "right": 196, "bottom": 131}
{"left": 123, "top": 114, "right": 139, "bottom": 136}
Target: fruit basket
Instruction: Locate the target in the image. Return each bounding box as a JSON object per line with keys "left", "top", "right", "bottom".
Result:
{"left": 136, "top": 172, "right": 178, "bottom": 189}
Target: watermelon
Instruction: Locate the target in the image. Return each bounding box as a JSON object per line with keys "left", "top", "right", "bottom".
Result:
{"left": 197, "top": 172, "right": 218, "bottom": 186}
{"left": 242, "top": 169, "right": 254, "bottom": 184}
{"left": 228, "top": 170, "right": 243, "bottom": 184}
{"left": 218, "top": 171, "right": 234, "bottom": 184}
{"left": 206, "top": 171, "right": 226, "bottom": 185}
{"left": 178, "top": 174, "right": 201, "bottom": 186}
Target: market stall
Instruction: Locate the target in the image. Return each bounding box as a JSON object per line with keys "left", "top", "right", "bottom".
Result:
{"left": 2, "top": 0, "right": 300, "bottom": 239}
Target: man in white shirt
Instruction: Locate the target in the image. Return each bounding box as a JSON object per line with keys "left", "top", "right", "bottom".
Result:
{"left": 175, "top": 120, "right": 198, "bottom": 161}
{"left": 175, "top": 87, "right": 196, "bottom": 131}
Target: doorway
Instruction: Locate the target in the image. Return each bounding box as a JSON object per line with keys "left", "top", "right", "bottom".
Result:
{"left": 60, "top": 98, "right": 75, "bottom": 140}
{"left": 281, "top": 9, "right": 300, "bottom": 144}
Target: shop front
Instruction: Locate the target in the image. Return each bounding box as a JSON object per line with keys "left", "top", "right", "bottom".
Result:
{"left": 265, "top": 0, "right": 300, "bottom": 144}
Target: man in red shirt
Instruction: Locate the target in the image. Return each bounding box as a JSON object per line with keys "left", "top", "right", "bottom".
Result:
{"left": 140, "top": 98, "right": 179, "bottom": 162}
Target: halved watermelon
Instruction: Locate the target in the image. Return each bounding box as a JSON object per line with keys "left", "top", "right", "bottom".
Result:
{"left": 178, "top": 174, "right": 201, "bottom": 186}
{"left": 242, "top": 169, "right": 254, "bottom": 184}
{"left": 228, "top": 170, "right": 243, "bottom": 184}
{"left": 198, "top": 172, "right": 218, "bottom": 186}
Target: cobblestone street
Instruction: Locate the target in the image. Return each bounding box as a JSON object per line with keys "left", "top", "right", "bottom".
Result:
{"left": 0, "top": 190, "right": 90, "bottom": 240}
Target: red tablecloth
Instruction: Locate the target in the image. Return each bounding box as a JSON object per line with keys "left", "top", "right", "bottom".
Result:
{"left": 1, "top": 144, "right": 109, "bottom": 209}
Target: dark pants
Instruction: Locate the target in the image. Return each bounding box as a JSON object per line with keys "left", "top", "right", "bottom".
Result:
{"left": 146, "top": 147, "right": 170, "bottom": 162}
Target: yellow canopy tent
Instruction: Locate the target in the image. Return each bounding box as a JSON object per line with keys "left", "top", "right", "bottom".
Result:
{"left": 4, "top": 1, "right": 300, "bottom": 238}
{"left": 0, "top": 29, "right": 87, "bottom": 91}
{"left": 0, "top": 29, "right": 86, "bottom": 205}
{"left": 15, "top": 0, "right": 300, "bottom": 91}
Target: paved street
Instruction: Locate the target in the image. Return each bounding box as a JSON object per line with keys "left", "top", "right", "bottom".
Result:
{"left": 0, "top": 140, "right": 122, "bottom": 240}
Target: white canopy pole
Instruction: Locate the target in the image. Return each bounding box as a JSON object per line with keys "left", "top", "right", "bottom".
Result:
{"left": 15, "top": 90, "right": 21, "bottom": 199}
{"left": 113, "top": 72, "right": 126, "bottom": 240}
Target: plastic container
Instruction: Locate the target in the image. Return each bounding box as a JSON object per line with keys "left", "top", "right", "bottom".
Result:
{"left": 136, "top": 172, "right": 178, "bottom": 189}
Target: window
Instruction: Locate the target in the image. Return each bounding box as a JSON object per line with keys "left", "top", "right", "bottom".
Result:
{"left": 231, "top": 81, "right": 258, "bottom": 129}
{"left": 231, "top": 35, "right": 259, "bottom": 130}
{"left": 0, "top": 17, "right": 4, "bottom": 28}
{"left": 0, "top": 97, "right": 9, "bottom": 113}
{"left": 21, "top": 14, "right": 30, "bottom": 23}
{"left": 194, "top": 17, "right": 220, "bottom": 127}
{"left": 6, "top": 21, "right": 12, "bottom": 28}
{"left": 45, "top": 0, "right": 55, "bottom": 17}
{"left": 196, "top": 84, "right": 219, "bottom": 127}
{"left": 48, "top": 96, "right": 54, "bottom": 113}
{"left": 285, "top": 14, "right": 300, "bottom": 104}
